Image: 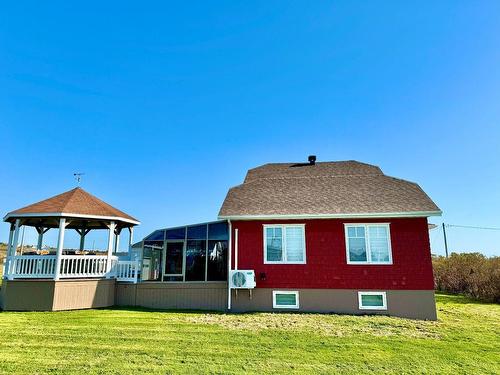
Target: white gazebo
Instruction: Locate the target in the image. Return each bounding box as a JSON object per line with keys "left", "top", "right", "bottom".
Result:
{"left": 3, "top": 187, "right": 140, "bottom": 282}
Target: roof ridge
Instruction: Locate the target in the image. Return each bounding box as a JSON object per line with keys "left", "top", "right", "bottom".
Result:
{"left": 74, "top": 188, "right": 130, "bottom": 216}
{"left": 59, "top": 187, "right": 81, "bottom": 212}
{"left": 247, "top": 160, "right": 378, "bottom": 170}
{"left": 243, "top": 173, "right": 386, "bottom": 182}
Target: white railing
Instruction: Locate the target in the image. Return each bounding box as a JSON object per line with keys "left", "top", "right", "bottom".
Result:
{"left": 7, "top": 255, "right": 57, "bottom": 278}
{"left": 115, "top": 260, "right": 140, "bottom": 283}
{"left": 59, "top": 255, "right": 114, "bottom": 279}
{"left": 4, "top": 255, "right": 139, "bottom": 283}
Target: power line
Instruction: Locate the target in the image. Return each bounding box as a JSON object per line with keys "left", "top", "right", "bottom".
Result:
{"left": 446, "top": 224, "right": 500, "bottom": 231}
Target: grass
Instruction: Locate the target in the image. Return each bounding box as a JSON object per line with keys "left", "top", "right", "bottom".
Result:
{"left": 0, "top": 294, "right": 498, "bottom": 374}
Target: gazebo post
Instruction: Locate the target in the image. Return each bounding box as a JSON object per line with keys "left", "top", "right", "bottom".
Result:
{"left": 79, "top": 230, "right": 85, "bottom": 251}
{"left": 54, "top": 218, "right": 67, "bottom": 281}
{"left": 8, "top": 219, "right": 22, "bottom": 280}
{"left": 10, "top": 219, "right": 21, "bottom": 258}
{"left": 4, "top": 222, "right": 16, "bottom": 279}
{"left": 76, "top": 228, "right": 91, "bottom": 251}
{"left": 36, "top": 227, "right": 46, "bottom": 251}
{"left": 106, "top": 221, "right": 116, "bottom": 277}
{"left": 114, "top": 227, "right": 122, "bottom": 253}
{"left": 128, "top": 227, "right": 134, "bottom": 250}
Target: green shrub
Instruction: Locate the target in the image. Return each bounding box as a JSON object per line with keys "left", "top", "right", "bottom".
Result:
{"left": 433, "top": 253, "right": 500, "bottom": 303}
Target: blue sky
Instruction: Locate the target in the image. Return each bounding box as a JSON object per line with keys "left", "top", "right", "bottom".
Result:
{"left": 1, "top": 1, "right": 499, "bottom": 255}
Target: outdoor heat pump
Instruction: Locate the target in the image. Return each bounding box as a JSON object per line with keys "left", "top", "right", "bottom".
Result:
{"left": 229, "top": 270, "right": 256, "bottom": 289}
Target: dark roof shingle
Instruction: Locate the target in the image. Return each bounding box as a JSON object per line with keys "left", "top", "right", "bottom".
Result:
{"left": 219, "top": 160, "right": 441, "bottom": 218}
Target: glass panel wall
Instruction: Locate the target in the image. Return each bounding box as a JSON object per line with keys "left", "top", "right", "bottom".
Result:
{"left": 207, "top": 240, "right": 227, "bottom": 281}
{"left": 143, "top": 239, "right": 164, "bottom": 281}
{"left": 186, "top": 240, "right": 206, "bottom": 281}
{"left": 142, "top": 221, "right": 228, "bottom": 283}
{"left": 166, "top": 227, "right": 185, "bottom": 240}
{"left": 165, "top": 242, "right": 183, "bottom": 275}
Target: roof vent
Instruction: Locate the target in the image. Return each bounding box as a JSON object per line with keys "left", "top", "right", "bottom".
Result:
{"left": 308, "top": 155, "right": 316, "bottom": 165}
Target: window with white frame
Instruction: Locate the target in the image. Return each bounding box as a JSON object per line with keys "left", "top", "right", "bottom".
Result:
{"left": 344, "top": 224, "right": 392, "bottom": 264}
{"left": 264, "top": 225, "right": 305, "bottom": 264}
{"left": 273, "top": 291, "right": 299, "bottom": 309}
{"left": 358, "top": 291, "right": 387, "bottom": 310}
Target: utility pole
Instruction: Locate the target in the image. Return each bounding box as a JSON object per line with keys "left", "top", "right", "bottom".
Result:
{"left": 442, "top": 223, "right": 449, "bottom": 258}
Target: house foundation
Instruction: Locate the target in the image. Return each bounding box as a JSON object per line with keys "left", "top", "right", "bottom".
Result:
{"left": 116, "top": 282, "right": 227, "bottom": 311}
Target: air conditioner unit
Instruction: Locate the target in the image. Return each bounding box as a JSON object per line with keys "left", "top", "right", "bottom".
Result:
{"left": 229, "top": 270, "right": 256, "bottom": 289}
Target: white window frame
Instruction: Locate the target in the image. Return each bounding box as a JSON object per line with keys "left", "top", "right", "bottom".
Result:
{"left": 344, "top": 223, "right": 393, "bottom": 265}
{"left": 263, "top": 224, "right": 306, "bottom": 264}
{"left": 273, "top": 291, "right": 300, "bottom": 309}
{"left": 358, "top": 291, "right": 387, "bottom": 310}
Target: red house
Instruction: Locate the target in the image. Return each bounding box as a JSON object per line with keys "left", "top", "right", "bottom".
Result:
{"left": 219, "top": 157, "right": 441, "bottom": 320}
{"left": 1, "top": 157, "right": 441, "bottom": 320}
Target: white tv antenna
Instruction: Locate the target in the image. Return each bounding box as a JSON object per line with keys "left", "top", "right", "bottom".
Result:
{"left": 74, "top": 172, "right": 85, "bottom": 186}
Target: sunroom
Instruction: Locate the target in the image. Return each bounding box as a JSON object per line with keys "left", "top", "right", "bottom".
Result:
{"left": 112, "top": 221, "right": 230, "bottom": 311}
{"left": 138, "top": 220, "right": 228, "bottom": 283}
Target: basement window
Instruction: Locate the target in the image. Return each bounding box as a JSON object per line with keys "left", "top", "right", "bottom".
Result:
{"left": 264, "top": 224, "right": 306, "bottom": 264}
{"left": 344, "top": 224, "right": 392, "bottom": 264}
{"left": 358, "top": 291, "right": 387, "bottom": 310}
{"left": 273, "top": 291, "right": 299, "bottom": 309}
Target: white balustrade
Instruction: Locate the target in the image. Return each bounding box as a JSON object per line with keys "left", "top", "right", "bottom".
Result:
{"left": 59, "top": 255, "right": 114, "bottom": 278}
{"left": 4, "top": 255, "right": 138, "bottom": 283}
{"left": 7, "top": 255, "right": 57, "bottom": 278}
{"left": 115, "top": 260, "right": 140, "bottom": 283}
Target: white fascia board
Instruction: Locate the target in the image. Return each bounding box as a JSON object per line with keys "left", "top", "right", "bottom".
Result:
{"left": 3, "top": 212, "right": 140, "bottom": 225}
{"left": 218, "top": 210, "right": 442, "bottom": 221}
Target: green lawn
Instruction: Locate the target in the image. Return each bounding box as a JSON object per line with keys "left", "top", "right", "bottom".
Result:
{"left": 0, "top": 294, "right": 498, "bottom": 374}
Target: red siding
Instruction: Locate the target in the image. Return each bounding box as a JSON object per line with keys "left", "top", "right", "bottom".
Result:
{"left": 231, "top": 218, "right": 434, "bottom": 290}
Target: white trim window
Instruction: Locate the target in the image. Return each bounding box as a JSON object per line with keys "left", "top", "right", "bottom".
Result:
{"left": 273, "top": 291, "right": 299, "bottom": 309}
{"left": 358, "top": 291, "right": 387, "bottom": 310}
{"left": 264, "top": 224, "right": 306, "bottom": 264}
{"left": 344, "top": 224, "right": 392, "bottom": 264}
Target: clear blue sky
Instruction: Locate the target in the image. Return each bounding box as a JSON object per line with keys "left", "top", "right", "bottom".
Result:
{"left": 1, "top": 1, "right": 499, "bottom": 256}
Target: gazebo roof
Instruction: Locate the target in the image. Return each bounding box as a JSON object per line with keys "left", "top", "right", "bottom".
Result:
{"left": 3, "top": 187, "right": 140, "bottom": 228}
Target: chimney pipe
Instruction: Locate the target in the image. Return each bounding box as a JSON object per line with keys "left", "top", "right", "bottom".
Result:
{"left": 308, "top": 155, "right": 316, "bottom": 165}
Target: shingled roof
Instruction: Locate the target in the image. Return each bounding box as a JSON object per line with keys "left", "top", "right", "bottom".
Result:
{"left": 4, "top": 187, "right": 139, "bottom": 224}
{"left": 218, "top": 160, "right": 441, "bottom": 219}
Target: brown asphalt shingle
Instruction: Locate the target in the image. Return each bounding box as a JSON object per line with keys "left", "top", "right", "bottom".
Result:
{"left": 7, "top": 187, "right": 138, "bottom": 222}
{"left": 219, "top": 160, "right": 441, "bottom": 217}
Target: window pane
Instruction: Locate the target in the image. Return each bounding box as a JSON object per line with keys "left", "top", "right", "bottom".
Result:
{"left": 275, "top": 293, "right": 297, "bottom": 306}
{"left": 185, "top": 240, "right": 206, "bottom": 281}
{"left": 361, "top": 294, "right": 384, "bottom": 307}
{"left": 145, "top": 230, "right": 165, "bottom": 241}
{"left": 285, "top": 227, "right": 304, "bottom": 262}
{"left": 266, "top": 227, "right": 273, "bottom": 237}
{"left": 166, "top": 227, "right": 186, "bottom": 240}
{"left": 208, "top": 222, "right": 228, "bottom": 240}
{"left": 266, "top": 227, "right": 282, "bottom": 262}
{"left": 187, "top": 225, "right": 207, "bottom": 240}
{"left": 369, "top": 226, "right": 390, "bottom": 262}
{"left": 207, "top": 240, "right": 227, "bottom": 281}
{"left": 165, "top": 242, "right": 183, "bottom": 275}
{"left": 348, "top": 226, "right": 366, "bottom": 262}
